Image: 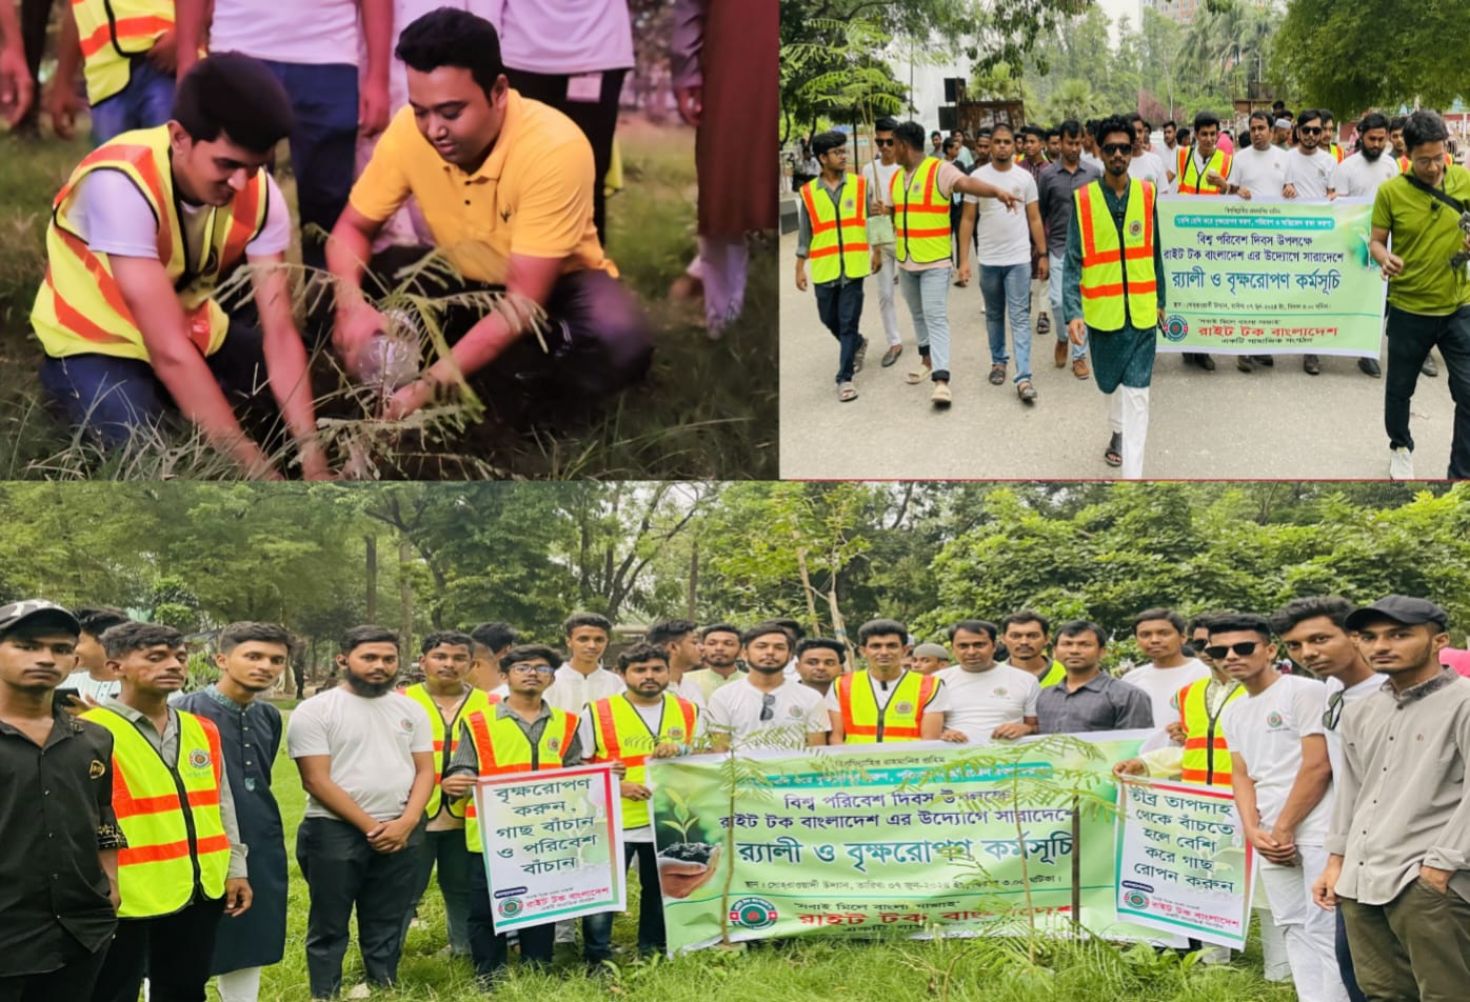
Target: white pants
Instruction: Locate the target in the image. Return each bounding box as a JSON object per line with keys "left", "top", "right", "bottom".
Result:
{"left": 215, "top": 967, "right": 262, "bottom": 1002}
{"left": 699, "top": 235, "right": 750, "bottom": 334}
{"left": 1258, "top": 845, "right": 1348, "bottom": 1002}
{"left": 874, "top": 244, "right": 900, "bottom": 346}
{"left": 1107, "top": 386, "right": 1150, "bottom": 479}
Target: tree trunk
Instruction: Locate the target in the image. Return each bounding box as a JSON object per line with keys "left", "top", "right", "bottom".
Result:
{"left": 398, "top": 537, "right": 414, "bottom": 650}
{"left": 364, "top": 533, "right": 378, "bottom": 622}
{"left": 686, "top": 540, "right": 699, "bottom": 619}
{"left": 795, "top": 547, "right": 821, "bottom": 635}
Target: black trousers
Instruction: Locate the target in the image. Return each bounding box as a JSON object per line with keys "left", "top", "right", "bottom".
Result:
{"left": 1384, "top": 304, "right": 1470, "bottom": 477}
{"left": 502, "top": 68, "right": 628, "bottom": 246}
{"left": 465, "top": 853, "right": 555, "bottom": 983}
{"left": 89, "top": 894, "right": 224, "bottom": 1002}
{"left": 296, "top": 816, "right": 424, "bottom": 999}
{"left": 0, "top": 938, "right": 109, "bottom": 1002}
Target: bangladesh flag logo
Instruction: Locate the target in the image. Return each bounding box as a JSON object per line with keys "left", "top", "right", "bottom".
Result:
{"left": 1124, "top": 890, "right": 1149, "bottom": 909}
{"left": 1162, "top": 315, "right": 1189, "bottom": 342}
{"left": 729, "top": 897, "right": 779, "bottom": 929}
{"left": 497, "top": 898, "right": 523, "bottom": 918}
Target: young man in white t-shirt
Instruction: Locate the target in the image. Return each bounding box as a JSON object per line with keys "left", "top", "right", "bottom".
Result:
{"left": 58, "top": 606, "right": 130, "bottom": 706}
{"left": 1280, "top": 109, "right": 1344, "bottom": 378}
{"left": 1225, "top": 111, "right": 1289, "bottom": 200}
{"left": 1120, "top": 608, "right": 1213, "bottom": 728}
{"left": 286, "top": 625, "right": 435, "bottom": 999}
{"left": 936, "top": 619, "right": 1040, "bottom": 743}
{"left": 863, "top": 117, "right": 905, "bottom": 366}
{"left": 1214, "top": 613, "right": 1346, "bottom": 1002}
{"left": 708, "top": 625, "right": 829, "bottom": 750}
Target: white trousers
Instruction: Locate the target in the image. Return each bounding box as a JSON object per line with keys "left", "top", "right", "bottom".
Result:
{"left": 215, "top": 967, "right": 263, "bottom": 1002}
{"left": 699, "top": 235, "right": 750, "bottom": 335}
{"left": 874, "top": 244, "right": 900, "bottom": 346}
{"left": 1107, "top": 386, "right": 1151, "bottom": 479}
{"left": 1258, "top": 845, "right": 1349, "bottom": 1002}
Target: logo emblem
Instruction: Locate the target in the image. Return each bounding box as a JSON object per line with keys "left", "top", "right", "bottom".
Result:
{"left": 667, "top": 727, "right": 685, "bottom": 741}
{"left": 1127, "top": 220, "right": 1143, "bottom": 239}
{"left": 788, "top": 706, "right": 803, "bottom": 719}
{"left": 894, "top": 701, "right": 914, "bottom": 716}
{"left": 729, "top": 897, "right": 779, "bottom": 930}
{"left": 497, "top": 898, "right": 523, "bottom": 918}
{"left": 1124, "top": 890, "right": 1150, "bottom": 909}
{"left": 1266, "top": 711, "right": 1284, "bottom": 728}
{"left": 188, "top": 749, "right": 210, "bottom": 770}
{"left": 89, "top": 759, "right": 106, "bottom": 779}
{"left": 547, "top": 737, "right": 561, "bottom": 753}
{"left": 843, "top": 199, "right": 854, "bottom": 211}
{"left": 993, "top": 687, "right": 1008, "bottom": 698}
{"left": 1162, "top": 315, "right": 1189, "bottom": 342}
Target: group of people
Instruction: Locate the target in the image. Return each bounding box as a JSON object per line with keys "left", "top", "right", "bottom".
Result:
{"left": 793, "top": 104, "right": 1470, "bottom": 480}
{"left": 4, "top": 593, "right": 1466, "bottom": 1002}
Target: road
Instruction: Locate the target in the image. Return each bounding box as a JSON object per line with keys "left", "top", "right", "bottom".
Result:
{"left": 778, "top": 231, "right": 1455, "bottom": 480}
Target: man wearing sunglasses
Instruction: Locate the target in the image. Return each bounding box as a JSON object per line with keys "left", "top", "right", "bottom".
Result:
{"left": 1215, "top": 613, "right": 1345, "bottom": 1002}
{"left": 862, "top": 117, "right": 905, "bottom": 368}
{"left": 1281, "top": 109, "right": 1339, "bottom": 378}
{"left": 709, "top": 624, "right": 829, "bottom": 751}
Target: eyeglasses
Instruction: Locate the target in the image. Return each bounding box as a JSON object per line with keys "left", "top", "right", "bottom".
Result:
{"left": 1101, "top": 143, "right": 1133, "bottom": 155}
{"left": 1204, "top": 641, "right": 1261, "bottom": 660}
{"left": 875, "top": 138, "right": 894, "bottom": 147}
{"left": 507, "top": 664, "right": 555, "bottom": 676}
{"left": 759, "top": 693, "right": 776, "bottom": 722}
{"left": 1300, "top": 127, "right": 1323, "bottom": 135}
{"left": 1322, "top": 690, "right": 1346, "bottom": 731}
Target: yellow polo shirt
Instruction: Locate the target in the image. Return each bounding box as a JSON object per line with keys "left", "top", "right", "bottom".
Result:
{"left": 348, "top": 89, "right": 615, "bottom": 284}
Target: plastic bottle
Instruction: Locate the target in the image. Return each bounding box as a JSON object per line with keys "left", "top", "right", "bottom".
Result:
{"left": 357, "top": 310, "right": 421, "bottom": 391}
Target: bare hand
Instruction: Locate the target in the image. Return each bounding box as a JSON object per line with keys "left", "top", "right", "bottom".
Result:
{"left": 1165, "top": 721, "right": 1188, "bottom": 745}
{"left": 1419, "top": 864, "right": 1453, "bottom": 894}
{"left": 1312, "top": 859, "right": 1341, "bottom": 910}
{"left": 1236, "top": 186, "right": 1252, "bottom": 201}
{"left": 1249, "top": 826, "right": 1298, "bottom": 866}
{"left": 991, "top": 722, "right": 1030, "bottom": 741}
{"left": 358, "top": 78, "right": 389, "bottom": 137}
{"left": 1112, "top": 758, "right": 1148, "bottom": 777}
{"left": 998, "top": 190, "right": 1020, "bottom": 212}
{"left": 1379, "top": 252, "right": 1405, "bottom": 278}
{"left": 46, "top": 81, "right": 82, "bottom": 140}
{"left": 939, "top": 729, "right": 969, "bottom": 743}
{"left": 1205, "top": 170, "right": 1227, "bottom": 189}
{"left": 367, "top": 817, "right": 414, "bottom": 853}
{"left": 335, "top": 303, "right": 389, "bottom": 377}
{"left": 871, "top": 250, "right": 882, "bottom": 274}
{"left": 224, "top": 877, "right": 253, "bottom": 917}
{"left": 1067, "top": 318, "right": 1087, "bottom": 346}
{"left": 675, "top": 85, "right": 702, "bottom": 128}
{"left": 0, "top": 44, "right": 35, "bottom": 128}
{"left": 1036, "top": 256, "right": 1050, "bottom": 282}
{"left": 795, "top": 265, "right": 808, "bottom": 292}
{"left": 956, "top": 263, "right": 971, "bottom": 286}
{"left": 651, "top": 741, "right": 682, "bottom": 759}
{"left": 1282, "top": 184, "right": 1297, "bottom": 199}
{"left": 610, "top": 761, "right": 627, "bottom": 778}
{"left": 620, "top": 781, "right": 652, "bottom": 801}
{"left": 658, "top": 845, "right": 720, "bottom": 900}
{"left": 146, "top": 30, "right": 179, "bottom": 74}
{"left": 440, "top": 773, "right": 475, "bottom": 799}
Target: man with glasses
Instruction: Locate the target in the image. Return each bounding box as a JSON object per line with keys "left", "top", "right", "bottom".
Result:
{"left": 1282, "top": 108, "right": 1339, "bottom": 376}
{"left": 1215, "top": 613, "right": 1345, "bottom": 1002}
{"left": 828, "top": 619, "right": 947, "bottom": 743}
{"left": 708, "top": 624, "right": 828, "bottom": 750}
{"left": 863, "top": 117, "right": 905, "bottom": 368}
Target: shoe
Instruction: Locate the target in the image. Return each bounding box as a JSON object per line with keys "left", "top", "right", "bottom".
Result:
{"left": 989, "top": 363, "right": 1007, "bottom": 385}
{"left": 1054, "top": 340, "right": 1068, "bottom": 367}
{"left": 881, "top": 344, "right": 903, "bottom": 367}
{"left": 1037, "top": 312, "right": 1051, "bottom": 336}
{"left": 1423, "top": 354, "right": 1439, "bottom": 377}
{"left": 905, "top": 362, "right": 930, "bottom": 385}
{"left": 853, "top": 337, "right": 869, "bottom": 374}
{"left": 1072, "top": 357, "right": 1090, "bottom": 379}
{"left": 1253, "top": 355, "right": 1274, "bottom": 367}
{"left": 1358, "top": 357, "right": 1381, "bottom": 378}
{"left": 347, "top": 985, "right": 373, "bottom": 1000}
{"left": 1303, "top": 354, "right": 1321, "bottom": 375}
{"left": 1237, "top": 355, "right": 1255, "bottom": 373}
{"left": 931, "top": 381, "right": 952, "bottom": 408}
{"left": 1104, "top": 432, "right": 1123, "bottom": 467}
{"left": 1016, "top": 380, "right": 1037, "bottom": 404}
{"left": 837, "top": 381, "right": 858, "bottom": 402}
{"left": 1199, "top": 354, "right": 1216, "bottom": 371}
{"left": 1389, "top": 446, "right": 1414, "bottom": 480}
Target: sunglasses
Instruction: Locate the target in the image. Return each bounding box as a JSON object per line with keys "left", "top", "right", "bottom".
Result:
{"left": 875, "top": 138, "right": 894, "bottom": 147}
{"left": 759, "top": 692, "right": 776, "bottom": 722}
{"left": 1322, "top": 690, "right": 1346, "bottom": 731}
{"left": 1204, "top": 641, "right": 1262, "bottom": 660}
{"left": 1101, "top": 143, "right": 1133, "bottom": 155}
{"left": 1300, "top": 126, "right": 1323, "bottom": 135}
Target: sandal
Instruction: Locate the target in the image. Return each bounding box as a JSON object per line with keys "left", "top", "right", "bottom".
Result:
{"left": 1104, "top": 432, "right": 1123, "bottom": 467}
{"left": 906, "top": 363, "right": 931, "bottom": 385}
{"left": 988, "top": 364, "right": 1007, "bottom": 385}
{"left": 838, "top": 382, "right": 858, "bottom": 402}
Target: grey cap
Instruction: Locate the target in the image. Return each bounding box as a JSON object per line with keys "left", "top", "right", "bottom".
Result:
{"left": 0, "top": 600, "right": 81, "bottom": 636}
{"left": 1344, "top": 595, "right": 1449, "bottom": 631}
{"left": 913, "top": 643, "right": 950, "bottom": 660}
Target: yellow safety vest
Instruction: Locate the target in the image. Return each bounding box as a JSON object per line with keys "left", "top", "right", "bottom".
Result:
{"left": 31, "top": 126, "right": 270, "bottom": 363}
{"left": 890, "top": 156, "right": 951, "bottom": 264}
{"left": 587, "top": 692, "right": 698, "bottom": 829}
{"left": 1075, "top": 178, "right": 1158, "bottom": 332}
{"left": 83, "top": 707, "right": 230, "bottom": 917}
{"left": 801, "top": 173, "right": 870, "bottom": 284}
{"left": 402, "top": 684, "right": 495, "bottom": 820}
{"left": 834, "top": 669, "right": 937, "bottom": 743}
{"left": 69, "top": 0, "right": 176, "bottom": 105}
{"left": 1175, "top": 146, "right": 1233, "bottom": 195}
{"left": 1329, "top": 143, "right": 1343, "bottom": 163}
{"left": 459, "top": 705, "right": 579, "bottom": 853}
{"left": 1037, "top": 660, "right": 1066, "bottom": 688}
{"left": 1178, "top": 678, "right": 1245, "bottom": 787}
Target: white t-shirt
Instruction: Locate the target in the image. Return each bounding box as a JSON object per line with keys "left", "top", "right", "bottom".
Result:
{"left": 490, "top": 0, "right": 634, "bottom": 73}
{"left": 543, "top": 663, "right": 625, "bottom": 713}
{"left": 1119, "top": 660, "right": 1213, "bottom": 731}
{"left": 863, "top": 160, "right": 901, "bottom": 208}
{"left": 667, "top": 675, "right": 707, "bottom": 710}
{"left": 61, "top": 670, "right": 119, "bottom": 703}
{"left": 71, "top": 170, "right": 291, "bottom": 262}
{"left": 1080, "top": 151, "right": 1103, "bottom": 173}
{"left": 1219, "top": 675, "right": 1333, "bottom": 843}
{"left": 1329, "top": 152, "right": 1398, "bottom": 199}
{"left": 1322, "top": 673, "right": 1387, "bottom": 784}
{"left": 1283, "top": 148, "right": 1336, "bottom": 199}
{"left": 286, "top": 687, "right": 434, "bottom": 822}
{"left": 576, "top": 696, "right": 707, "bottom": 842}
{"left": 1127, "top": 151, "right": 1168, "bottom": 188}
{"left": 964, "top": 163, "right": 1038, "bottom": 267}
{"left": 1227, "top": 144, "right": 1288, "bottom": 197}
{"left": 209, "top": 0, "right": 362, "bottom": 65}
{"left": 936, "top": 663, "right": 1040, "bottom": 743}
{"left": 709, "top": 676, "right": 830, "bottom": 750}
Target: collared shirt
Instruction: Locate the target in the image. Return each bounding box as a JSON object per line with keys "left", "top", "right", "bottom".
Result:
{"left": 348, "top": 90, "right": 614, "bottom": 285}
{"left": 1327, "top": 670, "right": 1470, "bottom": 905}
{"left": 543, "top": 663, "right": 625, "bottom": 714}
{"left": 98, "top": 697, "right": 249, "bottom": 879}
{"left": 1036, "top": 672, "right": 1155, "bottom": 734}
{"left": 0, "top": 704, "right": 124, "bottom": 974}
{"left": 446, "top": 699, "right": 585, "bottom": 776}
{"left": 1062, "top": 178, "right": 1168, "bottom": 328}
{"left": 1036, "top": 158, "right": 1102, "bottom": 255}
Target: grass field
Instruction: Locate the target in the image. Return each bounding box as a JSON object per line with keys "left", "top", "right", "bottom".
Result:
{"left": 251, "top": 718, "right": 1299, "bottom": 1002}
{"left": 0, "top": 120, "right": 776, "bottom": 480}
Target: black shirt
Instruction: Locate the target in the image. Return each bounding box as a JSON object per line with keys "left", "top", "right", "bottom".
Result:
{"left": 0, "top": 705, "right": 125, "bottom": 975}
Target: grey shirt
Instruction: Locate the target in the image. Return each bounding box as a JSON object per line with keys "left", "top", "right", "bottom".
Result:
{"left": 1036, "top": 672, "right": 1155, "bottom": 734}
{"left": 446, "top": 700, "right": 585, "bottom": 778}
{"left": 97, "top": 697, "right": 249, "bottom": 880}
{"left": 1327, "top": 670, "right": 1470, "bottom": 905}
{"left": 1036, "top": 158, "right": 1102, "bottom": 256}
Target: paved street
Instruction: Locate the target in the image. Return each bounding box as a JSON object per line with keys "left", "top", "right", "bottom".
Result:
{"left": 778, "top": 231, "right": 1456, "bottom": 480}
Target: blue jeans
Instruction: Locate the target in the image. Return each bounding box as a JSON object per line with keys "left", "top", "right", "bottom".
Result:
{"left": 405, "top": 828, "right": 474, "bottom": 956}
{"left": 583, "top": 842, "right": 664, "bottom": 961}
{"left": 91, "top": 59, "right": 175, "bottom": 143}
{"left": 896, "top": 265, "right": 951, "bottom": 380}
{"left": 260, "top": 60, "right": 358, "bottom": 272}
{"left": 1049, "top": 249, "right": 1086, "bottom": 359}
{"left": 980, "top": 262, "right": 1033, "bottom": 382}
{"left": 813, "top": 279, "right": 865, "bottom": 383}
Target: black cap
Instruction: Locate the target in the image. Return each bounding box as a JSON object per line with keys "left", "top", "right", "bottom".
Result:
{"left": 1344, "top": 596, "right": 1449, "bottom": 631}
{"left": 0, "top": 600, "right": 82, "bottom": 636}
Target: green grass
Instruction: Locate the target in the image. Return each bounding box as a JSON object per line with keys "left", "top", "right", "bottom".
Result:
{"left": 253, "top": 717, "right": 1297, "bottom": 1002}
{"left": 0, "top": 122, "right": 775, "bottom": 480}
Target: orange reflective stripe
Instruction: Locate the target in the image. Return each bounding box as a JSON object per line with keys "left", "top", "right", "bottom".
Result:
{"left": 594, "top": 700, "right": 621, "bottom": 761}
{"left": 809, "top": 242, "right": 870, "bottom": 258}
{"left": 1077, "top": 184, "right": 1097, "bottom": 259}
{"left": 678, "top": 700, "right": 697, "bottom": 737}
{"left": 1183, "top": 737, "right": 1230, "bottom": 750}
{"left": 920, "top": 158, "right": 938, "bottom": 204}
{"left": 836, "top": 675, "right": 860, "bottom": 734}
{"left": 114, "top": 789, "right": 179, "bottom": 816}
{"left": 1081, "top": 280, "right": 1157, "bottom": 298}
{"left": 78, "top": 15, "right": 174, "bottom": 58}
{"left": 118, "top": 831, "right": 230, "bottom": 866}
{"left": 1181, "top": 768, "right": 1233, "bottom": 786}
{"left": 44, "top": 269, "right": 133, "bottom": 345}
{"left": 917, "top": 675, "right": 937, "bottom": 711}
{"left": 801, "top": 184, "right": 828, "bottom": 233}
{"left": 467, "top": 711, "right": 497, "bottom": 775}
{"left": 559, "top": 713, "right": 579, "bottom": 761}
{"left": 55, "top": 229, "right": 135, "bottom": 320}
{"left": 219, "top": 179, "right": 262, "bottom": 269}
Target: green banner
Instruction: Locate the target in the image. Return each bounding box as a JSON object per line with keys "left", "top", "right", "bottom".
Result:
{"left": 1157, "top": 195, "right": 1384, "bottom": 356}
{"left": 647, "top": 734, "right": 1165, "bottom": 955}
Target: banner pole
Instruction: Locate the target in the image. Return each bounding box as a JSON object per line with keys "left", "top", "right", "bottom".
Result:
{"left": 1071, "top": 794, "right": 1082, "bottom": 938}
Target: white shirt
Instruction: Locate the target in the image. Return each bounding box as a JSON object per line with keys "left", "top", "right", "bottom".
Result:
{"left": 668, "top": 675, "right": 707, "bottom": 710}
{"left": 708, "top": 676, "right": 830, "bottom": 749}
{"left": 1283, "top": 148, "right": 1336, "bottom": 200}
{"left": 1322, "top": 673, "right": 1388, "bottom": 784}
{"left": 936, "top": 663, "right": 1040, "bottom": 743}
{"left": 1127, "top": 150, "right": 1167, "bottom": 188}
{"left": 863, "top": 160, "right": 901, "bottom": 208}
{"left": 1119, "top": 660, "right": 1214, "bottom": 731}
{"left": 286, "top": 687, "right": 434, "bottom": 821}
{"left": 1227, "top": 144, "right": 1288, "bottom": 197}
{"left": 1329, "top": 152, "right": 1399, "bottom": 199}
{"left": 576, "top": 695, "right": 707, "bottom": 842}
{"left": 210, "top": 0, "right": 362, "bottom": 65}
{"left": 60, "top": 670, "right": 119, "bottom": 703}
{"left": 1080, "top": 151, "right": 1104, "bottom": 172}
{"left": 1219, "top": 674, "right": 1334, "bottom": 844}
{"left": 964, "top": 163, "right": 1039, "bottom": 267}
{"left": 489, "top": 0, "right": 635, "bottom": 73}
{"left": 543, "top": 663, "right": 625, "bottom": 713}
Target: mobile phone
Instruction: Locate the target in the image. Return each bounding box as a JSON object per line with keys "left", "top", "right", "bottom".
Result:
{"left": 54, "top": 687, "right": 82, "bottom": 706}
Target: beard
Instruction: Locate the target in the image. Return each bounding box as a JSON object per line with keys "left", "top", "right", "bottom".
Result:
{"left": 1362, "top": 147, "right": 1382, "bottom": 161}
{"left": 345, "top": 673, "right": 396, "bottom": 697}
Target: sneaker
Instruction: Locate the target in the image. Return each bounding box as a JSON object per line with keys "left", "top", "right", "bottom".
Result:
{"left": 1016, "top": 380, "right": 1037, "bottom": 404}
{"left": 1054, "top": 341, "right": 1068, "bottom": 367}
{"left": 1423, "top": 354, "right": 1439, "bottom": 377}
{"left": 1237, "top": 355, "right": 1255, "bottom": 373}
{"left": 1358, "top": 357, "right": 1381, "bottom": 378}
{"left": 931, "top": 381, "right": 952, "bottom": 408}
{"left": 347, "top": 985, "right": 373, "bottom": 1000}
{"left": 1252, "top": 355, "right": 1275, "bottom": 367}
{"left": 1389, "top": 446, "right": 1414, "bottom": 480}
{"left": 1037, "top": 312, "right": 1051, "bottom": 336}
{"left": 837, "top": 381, "right": 858, "bottom": 402}
{"left": 881, "top": 344, "right": 903, "bottom": 367}
{"left": 1303, "top": 354, "right": 1321, "bottom": 375}
{"left": 988, "top": 363, "right": 1007, "bottom": 385}
{"left": 853, "top": 337, "right": 869, "bottom": 374}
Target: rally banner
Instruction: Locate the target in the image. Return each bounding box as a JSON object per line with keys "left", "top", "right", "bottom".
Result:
{"left": 646, "top": 734, "right": 1166, "bottom": 955}
{"left": 1156, "top": 195, "right": 1385, "bottom": 357}
{"left": 1114, "top": 776, "right": 1254, "bottom": 949}
{"left": 473, "top": 764, "right": 624, "bottom": 931}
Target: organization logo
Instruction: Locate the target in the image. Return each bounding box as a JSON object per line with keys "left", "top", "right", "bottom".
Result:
{"left": 1266, "top": 711, "right": 1285, "bottom": 728}
{"left": 188, "top": 749, "right": 211, "bottom": 770}
{"left": 1162, "top": 315, "right": 1189, "bottom": 342}
{"left": 788, "top": 705, "right": 804, "bottom": 719}
{"left": 497, "top": 898, "right": 523, "bottom": 918}
{"left": 1123, "top": 890, "right": 1150, "bottom": 910}
{"left": 668, "top": 727, "right": 686, "bottom": 741}
{"left": 729, "top": 897, "right": 779, "bottom": 930}
{"left": 1127, "top": 219, "right": 1143, "bottom": 239}
{"left": 992, "top": 687, "right": 1008, "bottom": 698}
{"left": 89, "top": 759, "right": 106, "bottom": 779}
{"left": 547, "top": 737, "right": 561, "bottom": 753}
{"left": 893, "top": 701, "right": 914, "bottom": 716}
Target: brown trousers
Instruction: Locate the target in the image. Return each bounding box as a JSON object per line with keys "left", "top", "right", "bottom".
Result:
{"left": 1339, "top": 877, "right": 1470, "bottom": 1002}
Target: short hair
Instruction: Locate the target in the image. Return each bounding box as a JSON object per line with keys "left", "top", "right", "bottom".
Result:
{"left": 1044, "top": 127, "right": 1060, "bottom": 141}
{"left": 1192, "top": 110, "right": 1220, "bottom": 132}
{"left": 990, "top": 122, "right": 1015, "bottom": 140}
{"left": 646, "top": 619, "right": 698, "bottom": 647}
{"left": 812, "top": 130, "right": 846, "bottom": 158}
{"left": 1020, "top": 124, "right": 1045, "bottom": 141}
{"left": 1269, "top": 596, "right": 1354, "bottom": 636}
{"left": 1187, "top": 612, "right": 1223, "bottom": 635}
{"left": 74, "top": 606, "right": 130, "bottom": 640}
{"left": 1320, "top": 109, "right": 1335, "bottom": 123}
{"left": 102, "top": 622, "right": 184, "bottom": 659}
{"left": 1297, "top": 108, "right": 1322, "bottom": 127}
{"left": 470, "top": 621, "right": 518, "bottom": 652}
{"left": 741, "top": 622, "right": 793, "bottom": 648}
{"left": 796, "top": 638, "right": 845, "bottom": 660}
{"left": 1001, "top": 610, "right": 1051, "bottom": 636}
{"left": 1359, "top": 112, "right": 1389, "bottom": 135}
{"left": 947, "top": 619, "right": 998, "bottom": 642}
{"left": 421, "top": 630, "right": 474, "bottom": 655}
{"left": 1057, "top": 119, "right": 1082, "bottom": 141}
{"left": 943, "top": 137, "right": 961, "bottom": 154}
{"left": 563, "top": 612, "right": 612, "bottom": 637}
{"left": 616, "top": 642, "right": 669, "bottom": 671}
{"left": 1131, "top": 608, "right": 1187, "bottom": 635}
{"left": 895, "top": 121, "right": 927, "bottom": 151}
{"left": 1094, "top": 115, "right": 1134, "bottom": 148}
{"left": 172, "top": 52, "right": 292, "bottom": 154}
{"left": 769, "top": 617, "right": 806, "bottom": 641}
{"left": 975, "top": 127, "right": 993, "bottom": 140}
{"left": 340, "top": 625, "right": 399, "bottom": 654}
{"left": 1206, "top": 612, "right": 1273, "bottom": 642}
{"left": 1055, "top": 620, "right": 1107, "bottom": 646}
{"left": 1403, "top": 109, "right": 1449, "bottom": 154}
{"left": 1176, "top": 127, "right": 1191, "bottom": 145}
{"left": 699, "top": 622, "right": 741, "bottom": 642}
{"left": 1389, "top": 115, "right": 1407, "bottom": 132}
{"left": 1128, "top": 113, "right": 1148, "bottom": 128}
{"left": 1248, "top": 110, "right": 1272, "bottom": 127}
{"left": 1162, "top": 119, "right": 1177, "bottom": 130}
{"left": 503, "top": 644, "right": 561, "bottom": 670}
{"left": 874, "top": 116, "right": 899, "bottom": 133}
{"left": 930, "top": 130, "right": 942, "bottom": 140}
{"left": 218, "top": 621, "right": 291, "bottom": 655}
{"left": 394, "top": 7, "right": 505, "bottom": 99}
{"left": 858, "top": 618, "right": 908, "bottom": 644}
